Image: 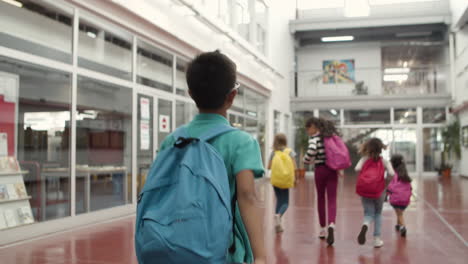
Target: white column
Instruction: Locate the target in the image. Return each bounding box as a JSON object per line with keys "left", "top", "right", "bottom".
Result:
{"left": 70, "top": 8, "right": 79, "bottom": 217}
{"left": 132, "top": 35, "right": 138, "bottom": 204}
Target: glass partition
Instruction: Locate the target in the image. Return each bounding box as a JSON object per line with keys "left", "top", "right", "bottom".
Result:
{"left": 137, "top": 40, "right": 173, "bottom": 93}
{"left": 344, "top": 109, "right": 391, "bottom": 125}
{"left": 423, "top": 108, "right": 446, "bottom": 124}
{"left": 0, "top": 56, "right": 72, "bottom": 222}
{"left": 78, "top": 11, "right": 133, "bottom": 80}
{"left": 394, "top": 108, "right": 417, "bottom": 124}
{"left": 0, "top": 0, "right": 73, "bottom": 63}
{"left": 76, "top": 76, "right": 132, "bottom": 214}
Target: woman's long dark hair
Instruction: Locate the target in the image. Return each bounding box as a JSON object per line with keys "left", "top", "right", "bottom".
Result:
{"left": 391, "top": 154, "right": 412, "bottom": 183}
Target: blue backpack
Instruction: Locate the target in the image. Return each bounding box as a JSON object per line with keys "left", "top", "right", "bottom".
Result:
{"left": 135, "top": 125, "right": 237, "bottom": 264}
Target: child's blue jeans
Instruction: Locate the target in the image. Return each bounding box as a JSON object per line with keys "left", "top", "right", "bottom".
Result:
{"left": 361, "top": 192, "right": 385, "bottom": 237}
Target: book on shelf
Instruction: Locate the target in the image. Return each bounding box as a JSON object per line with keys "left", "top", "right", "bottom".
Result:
{"left": 6, "top": 183, "right": 18, "bottom": 200}
{"left": 0, "top": 184, "right": 7, "bottom": 200}
{"left": 0, "top": 210, "right": 7, "bottom": 229}
{"left": 17, "top": 206, "right": 34, "bottom": 224}
{"left": 14, "top": 182, "right": 27, "bottom": 198}
{"left": 0, "top": 156, "right": 20, "bottom": 172}
{"left": 4, "top": 209, "right": 17, "bottom": 228}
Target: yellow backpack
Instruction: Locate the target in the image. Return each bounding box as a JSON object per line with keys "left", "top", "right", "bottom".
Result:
{"left": 270, "top": 148, "right": 295, "bottom": 189}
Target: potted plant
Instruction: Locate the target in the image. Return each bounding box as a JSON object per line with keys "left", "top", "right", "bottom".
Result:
{"left": 294, "top": 115, "right": 310, "bottom": 178}
{"left": 440, "top": 120, "right": 461, "bottom": 177}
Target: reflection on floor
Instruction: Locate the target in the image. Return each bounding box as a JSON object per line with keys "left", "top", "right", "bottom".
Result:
{"left": 0, "top": 174, "right": 467, "bottom": 264}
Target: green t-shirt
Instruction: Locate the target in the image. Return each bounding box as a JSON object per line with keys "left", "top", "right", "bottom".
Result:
{"left": 159, "top": 113, "right": 264, "bottom": 263}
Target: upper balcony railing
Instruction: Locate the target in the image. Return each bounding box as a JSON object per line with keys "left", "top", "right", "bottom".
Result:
{"left": 291, "top": 65, "right": 450, "bottom": 98}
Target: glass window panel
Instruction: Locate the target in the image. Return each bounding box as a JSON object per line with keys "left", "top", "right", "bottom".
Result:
{"left": 423, "top": 127, "right": 443, "bottom": 171}
{"left": 137, "top": 40, "right": 173, "bottom": 93}
{"left": 423, "top": 107, "right": 446, "bottom": 124}
{"left": 232, "top": 86, "right": 244, "bottom": 113}
{"left": 78, "top": 11, "right": 133, "bottom": 80}
{"left": 176, "top": 101, "right": 196, "bottom": 127}
{"left": 394, "top": 108, "right": 417, "bottom": 124}
{"left": 76, "top": 76, "right": 132, "bottom": 214}
{"left": 176, "top": 58, "right": 189, "bottom": 96}
{"left": 235, "top": 0, "right": 251, "bottom": 40}
{"left": 157, "top": 99, "right": 173, "bottom": 149}
{"left": 319, "top": 109, "right": 340, "bottom": 125}
{"left": 0, "top": 1, "right": 73, "bottom": 63}
{"left": 341, "top": 127, "right": 393, "bottom": 165}
{"left": 255, "top": 0, "right": 267, "bottom": 53}
{"left": 392, "top": 128, "right": 417, "bottom": 172}
{"left": 344, "top": 109, "right": 390, "bottom": 125}
{"left": 0, "top": 56, "right": 71, "bottom": 223}
{"left": 137, "top": 94, "right": 153, "bottom": 194}
{"left": 284, "top": 115, "right": 290, "bottom": 136}
{"left": 274, "top": 111, "right": 281, "bottom": 135}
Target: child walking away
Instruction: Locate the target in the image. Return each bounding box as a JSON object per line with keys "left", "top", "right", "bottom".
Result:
{"left": 304, "top": 117, "right": 350, "bottom": 246}
{"left": 268, "top": 134, "right": 297, "bottom": 233}
{"left": 388, "top": 154, "right": 412, "bottom": 237}
{"left": 135, "top": 50, "right": 266, "bottom": 264}
{"left": 355, "top": 138, "right": 395, "bottom": 248}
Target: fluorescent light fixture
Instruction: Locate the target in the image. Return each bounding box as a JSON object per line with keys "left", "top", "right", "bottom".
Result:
{"left": 384, "top": 74, "right": 408, "bottom": 82}
{"left": 330, "top": 109, "right": 338, "bottom": 116}
{"left": 87, "top": 31, "right": 97, "bottom": 38}
{"left": 404, "top": 112, "right": 410, "bottom": 118}
{"left": 384, "top": 68, "right": 410, "bottom": 74}
{"left": 403, "top": 61, "right": 408, "bottom": 67}
{"left": 1, "top": 0, "right": 23, "bottom": 7}
{"left": 321, "top": 36, "right": 354, "bottom": 42}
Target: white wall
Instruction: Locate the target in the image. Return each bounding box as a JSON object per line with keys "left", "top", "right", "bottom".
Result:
{"left": 450, "top": 0, "right": 468, "bottom": 27}
{"left": 297, "top": 42, "right": 382, "bottom": 97}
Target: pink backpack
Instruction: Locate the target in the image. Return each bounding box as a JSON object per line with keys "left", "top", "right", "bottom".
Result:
{"left": 356, "top": 158, "right": 386, "bottom": 198}
{"left": 387, "top": 172, "right": 412, "bottom": 206}
{"left": 324, "top": 135, "right": 351, "bottom": 171}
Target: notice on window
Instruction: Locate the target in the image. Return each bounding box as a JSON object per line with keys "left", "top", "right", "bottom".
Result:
{"left": 159, "top": 115, "right": 170, "bottom": 133}
{"left": 0, "top": 133, "right": 7, "bottom": 157}
{"left": 0, "top": 75, "right": 17, "bottom": 103}
{"left": 140, "top": 121, "right": 150, "bottom": 150}
{"left": 140, "top": 98, "right": 150, "bottom": 120}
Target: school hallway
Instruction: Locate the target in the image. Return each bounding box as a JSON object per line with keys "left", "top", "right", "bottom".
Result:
{"left": 0, "top": 174, "right": 467, "bottom": 264}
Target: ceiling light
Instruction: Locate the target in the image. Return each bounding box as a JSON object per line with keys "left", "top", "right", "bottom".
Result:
{"left": 1, "top": 0, "right": 23, "bottom": 7}
{"left": 330, "top": 109, "right": 338, "bottom": 115}
{"left": 321, "top": 36, "right": 354, "bottom": 42}
{"left": 87, "top": 31, "right": 97, "bottom": 38}
{"left": 403, "top": 61, "right": 408, "bottom": 67}
{"left": 384, "top": 68, "right": 410, "bottom": 74}
{"left": 384, "top": 74, "right": 408, "bottom": 82}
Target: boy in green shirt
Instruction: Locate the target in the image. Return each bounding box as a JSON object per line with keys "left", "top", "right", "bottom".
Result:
{"left": 158, "top": 50, "right": 266, "bottom": 264}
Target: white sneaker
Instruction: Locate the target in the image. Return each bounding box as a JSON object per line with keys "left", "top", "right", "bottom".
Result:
{"left": 275, "top": 214, "right": 283, "bottom": 233}
{"left": 319, "top": 228, "right": 326, "bottom": 239}
{"left": 374, "top": 237, "right": 384, "bottom": 248}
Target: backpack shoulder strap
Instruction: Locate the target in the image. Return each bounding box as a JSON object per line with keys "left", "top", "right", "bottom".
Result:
{"left": 173, "top": 126, "right": 189, "bottom": 140}
{"left": 283, "top": 148, "right": 292, "bottom": 155}
{"left": 200, "top": 124, "right": 237, "bottom": 142}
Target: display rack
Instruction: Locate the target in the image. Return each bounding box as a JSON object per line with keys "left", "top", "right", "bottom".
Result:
{"left": 0, "top": 156, "right": 34, "bottom": 230}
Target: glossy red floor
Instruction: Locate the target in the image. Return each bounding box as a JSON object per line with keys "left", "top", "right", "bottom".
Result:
{"left": 0, "top": 174, "right": 467, "bottom": 264}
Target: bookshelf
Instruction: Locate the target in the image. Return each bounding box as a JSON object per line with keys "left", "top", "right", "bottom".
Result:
{"left": 0, "top": 156, "right": 35, "bottom": 230}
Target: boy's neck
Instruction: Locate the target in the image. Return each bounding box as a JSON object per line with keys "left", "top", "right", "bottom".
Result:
{"left": 198, "top": 109, "right": 227, "bottom": 118}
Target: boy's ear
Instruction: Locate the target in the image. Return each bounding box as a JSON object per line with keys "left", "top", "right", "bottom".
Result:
{"left": 225, "top": 88, "right": 237, "bottom": 106}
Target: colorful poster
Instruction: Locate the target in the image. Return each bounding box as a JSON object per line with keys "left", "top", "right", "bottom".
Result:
{"left": 322, "top": 59, "right": 355, "bottom": 84}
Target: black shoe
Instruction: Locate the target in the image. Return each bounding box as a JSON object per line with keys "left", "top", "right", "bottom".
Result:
{"left": 400, "top": 227, "right": 407, "bottom": 237}
{"left": 395, "top": 225, "right": 401, "bottom": 232}
{"left": 358, "top": 225, "right": 368, "bottom": 245}
{"left": 327, "top": 227, "right": 335, "bottom": 246}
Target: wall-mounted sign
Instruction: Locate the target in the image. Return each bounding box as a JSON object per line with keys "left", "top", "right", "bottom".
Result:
{"left": 159, "top": 115, "right": 170, "bottom": 133}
